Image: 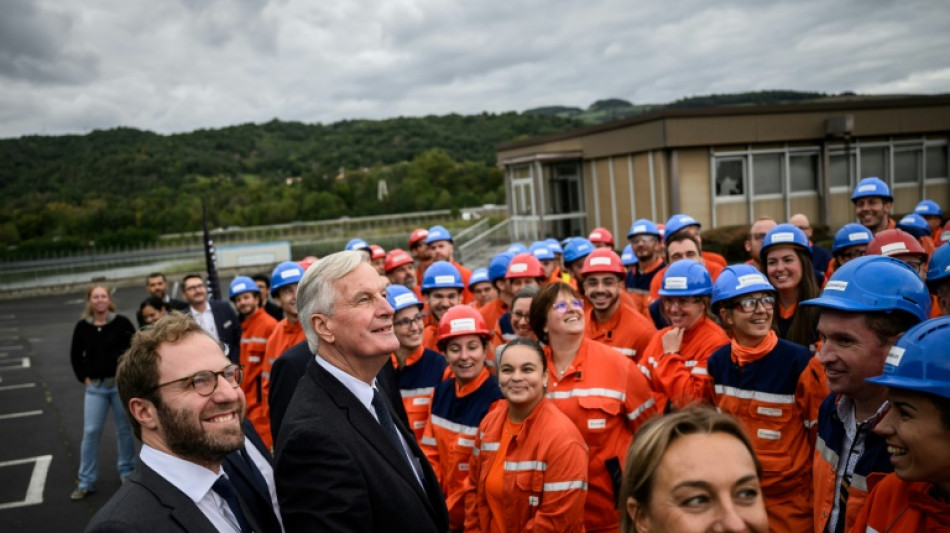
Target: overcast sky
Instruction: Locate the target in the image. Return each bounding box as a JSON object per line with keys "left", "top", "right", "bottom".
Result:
{"left": 2, "top": 0, "right": 948, "bottom": 139}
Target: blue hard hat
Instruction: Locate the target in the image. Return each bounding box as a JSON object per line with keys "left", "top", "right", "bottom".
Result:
{"left": 425, "top": 225, "right": 453, "bottom": 244}
{"left": 801, "top": 255, "right": 930, "bottom": 322}
{"left": 897, "top": 213, "right": 931, "bottom": 240}
{"left": 627, "top": 218, "right": 661, "bottom": 239}
{"left": 915, "top": 199, "right": 943, "bottom": 218}
{"left": 851, "top": 177, "right": 892, "bottom": 202}
{"left": 270, "top": 261, "right": 305, "bottom": 297}
{"left": 506, "top": 242, "right": 528, "bottom": 254}
{"left": 421, "top": 261, "right": 464, "bottom": 292}
{"left": 488, "top": 252, "right": 515, "bottom": 282}
{"left": 658, "top": 259, "right": 713, "bottom": 297}
{"left": 711, "top": 265, "right": 775, "bottom": 307}
{"left": 544, "top": 238, "right": 564, "bottom": 255}
{"left": 563, "top": 237, "right": 594, "bottom": 265}
{"left": 866, "top": 316, "right": 950, "bottom": 399}
{"left": 529, "top": 241, "right": 555, "bottom": 261}
{"left": 229, "top": 276, "right": 259, "bottom": 300}
{"left": 760, "top": 223, "right": 812, "bottom": 263}
{"left": 664, "top": 214, "right": 701, "bottom": 242}
{"left": 620, "top": 244, "right": 637, "bottom": 267}
{"left": 927, "top": 242, "right": 950, "bottom": 291}
{"left": 468, "top": 267, "right": 490, "bottom": 288}
{"left": 832, "top": 223, "right": 874, "bottom": 255}
{"left": 386, "top": 284, "right": 423, "bottom": 313}
{"left": 345, "top": 238, "right": 370, "bottom": 252}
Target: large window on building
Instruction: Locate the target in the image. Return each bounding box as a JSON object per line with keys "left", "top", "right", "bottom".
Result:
{"left": 752, "top": 153, "right": 783, "bottom": 195}
{"left": 829, "top": 151, "right": 855, "bottom": 189}
{"left": 894, "top": 148, "right": 921, "bottom": 184}
{"left": 927, "top": 145, "right": 948, "bottom": 180}
{"left": 715, "top": 158, "right": 745, "bottom": 197}
{"left": 861, "top": 147, "right": 887, "bottom": 180}
{"left": 790, "top": 153, "right": 819, "bottom": 192}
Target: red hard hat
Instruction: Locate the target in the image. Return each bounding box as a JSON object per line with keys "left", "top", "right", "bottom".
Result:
{"left": 580, "top": 248, "right": 625, "bottom": 276}
{"left": 505, "top": 253, "right": 545, "bottom": 279}
{"left": 370, "top": 244, "right": 386, "bottom": 260}
{"left": 437, "top": 305, "right": 490, "bottom": 342}
{"left": 384, "top": 249, "right": 414, "bottom": 273}
{"left": 588, "top": 227, "right": 615, "bottom": 247}
{"left": 409, "top": 228, "right": 429, "bottom": 248}
{"left": 867, "top": 229, "right": 927, "bottom": 259}
{"left": 297, "top": 256, "right": 318, "bottom": 271}
{"left": 657, "top": 224, "right": 666, "bottom": 239}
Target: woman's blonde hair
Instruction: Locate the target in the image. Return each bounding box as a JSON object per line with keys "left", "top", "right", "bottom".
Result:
{"left": 618, "top": 407, "right": 762, "bottom": 533}
{"left": 82, "top": 284, "right": 116, "bottom": 319}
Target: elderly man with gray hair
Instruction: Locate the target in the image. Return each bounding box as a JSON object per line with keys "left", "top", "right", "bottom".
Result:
{"left": 274, "top": 251, "right": 449, "bottom": 532}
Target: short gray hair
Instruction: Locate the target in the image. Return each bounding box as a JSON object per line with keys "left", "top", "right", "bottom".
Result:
{"left": 297, "top": 251, "right": 366, "bottom": 353}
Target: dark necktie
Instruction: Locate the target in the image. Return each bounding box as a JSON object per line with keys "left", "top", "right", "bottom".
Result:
{"left": 212, "top": 475, "right": 253, "bottom": 533}
{"left": 240, "top": 446, "right": 271, "bottom": 499}
{"left": 372, "top": 387, "right": 419, "bottom": 480}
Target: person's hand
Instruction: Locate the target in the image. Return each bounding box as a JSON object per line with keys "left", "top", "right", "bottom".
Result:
{"left": 662, "top": 327, "right": 684, "bottom": 355}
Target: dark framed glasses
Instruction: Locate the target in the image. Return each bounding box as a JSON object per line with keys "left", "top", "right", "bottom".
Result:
{"left": 149, "top": 364, "right": 244, "bottom": 397}
{"left": 733, "top": 296, "right": 775, "bottom": 313}
{"left": 393, "top": 313, "right": 426, "bottom": 328}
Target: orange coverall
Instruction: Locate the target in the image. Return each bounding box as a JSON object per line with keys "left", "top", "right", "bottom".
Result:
{"left": 584, "top": 302, "right": 656, "bottom": 360}
{"left": 238, "top": 307, "right": 277, "bottom": 448}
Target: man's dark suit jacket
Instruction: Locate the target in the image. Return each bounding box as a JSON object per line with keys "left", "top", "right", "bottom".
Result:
{"left": 209, "top": 299, "right": 242, "bottom": 365}
{"left": 222, "top": 419, "right": 283, "bottom": 533}
{"left": 268, "top": 341, "right": 408, "bottom": 443}
{"left": 275, "top": 359, "right": 449, "bottom": 532}
{"left": 85, "top": 462, "right": 219, "bottom": 533}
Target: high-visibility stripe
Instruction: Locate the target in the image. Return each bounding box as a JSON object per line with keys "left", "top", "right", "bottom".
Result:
{"left": 815, "top": 435, "right": 839, "bottom": 468}
{"left": 247, "top": 356, "right": 262, "bottom": 363}
{"left": 714, "top": 385, "right": 794, "bottom": 404}
{"left": 804, "top": 419, "right": 817, "bottom": 429}
{"left": 458, "top": 437, "right": 475, "bottom": 448}
{"left": 546, "top": 388, "right": 626, "bottom": 401}
{"left": 400, "top": 387, "right": 434, "bottom": 398}
{"left": 502, "top": 333, "right": 516, "bottom": 341}
{"left": 504, "top": 460, "right": 547, "bottom": 472}
{"left": 481, "top": 442, "right": 500, "bottom": 452}
{"left": 241, "top": 337, "right": 269, "bottom": 344}
{"left": 866, "top": 526, "right": 880, "bottom": 533}
{"left": 613, "top": 347, "right": 636, "bottom": 357}
{"left": 684, "top": 360, "right": 698, "bottom": 368}
{"left": 628, "top": 397, "right": 656, "bottom": 421}
{"left": 543, "top": 480, "right": 588, "bottom": 492}
{"left": 430, "top": 415, "right": 479, "bottom": 436}
{"left": 261, "top": 371, "right": 270, "bottom": 379}
{"left": 421, "top": 436, "right": 437, "bottom": 446}
{"left": 691, "top": 366, "right": 708, "bottom": 375}
{"left": 638, "top": 364, "right": 652, "bottom": 380}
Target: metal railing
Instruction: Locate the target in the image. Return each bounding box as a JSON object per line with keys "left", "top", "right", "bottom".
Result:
{"left": 457, "top": 219, "right": 512, "bottom": 266}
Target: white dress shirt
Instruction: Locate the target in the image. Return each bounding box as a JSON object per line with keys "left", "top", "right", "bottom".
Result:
{"left": 190, "top": 305, "right": 221, "bottom": 343}
{"left": 139, "top": 444, "right": 240, "bottom": 533}
{"left": 243, "top": 436, "right": 284, "bottom": 530}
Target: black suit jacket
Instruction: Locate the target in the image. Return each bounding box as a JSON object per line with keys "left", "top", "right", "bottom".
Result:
{"left": 209, "top": 300, "right": 242, "bottom": 365}
{"left": 268, "top": 341, "right": 408, "bottom": 443}
{"left": 85, "top": 462, "right": 219, "bottom": 533}
{"left": 223, "top": 420, "right": 282, "bottom": 533}
{"left": 275, "top": 359, "right": 449, "bottom": 533}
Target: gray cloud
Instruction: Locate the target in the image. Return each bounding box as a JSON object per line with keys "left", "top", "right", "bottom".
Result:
{"left": 0, "top": 0, "right": 948, "bottom": 138}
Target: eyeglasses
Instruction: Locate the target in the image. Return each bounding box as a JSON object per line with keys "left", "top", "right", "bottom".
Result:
{"left": 149, "top": 364, "right": 244, "bottom": 397}
{"left": 630, "top": 236, "right": 657, "bottom": 245}
{"left": 511, "top": 310, "right": 530, "bottom": 321}
{"left": 583, "top": 277, "right": 620, "bottom": 289}
{"left": 837, "top": 248, "right": 867, "bottom": 263}
{"left": 662, "top": 296, "right": 702, "bottom": 309}
{"left": 393, "top": 313, "right": 426, "bottom": 328}
{"left": 552, "top": 298, "right": 584, "bottom": 314}
{"left": 733, "top": 295, "right": 775, "bottom": 313}
{"left": 183, "top": 284, "right": 205, "bottom": 292}
{"left": 902, "top": 258, "right": 925, "bottom": 274}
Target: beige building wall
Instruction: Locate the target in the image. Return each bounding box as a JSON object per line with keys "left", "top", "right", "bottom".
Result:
{"left": 611, "top": 157, "right": 635, "bottom": 237}
{"left": 676, "top": 148, "right": 713, "bottom": 226}
{"left": 632, "top": 153, "right": 655, "bottom": 221}
{"left": 828, "top": 192, "right": 855, "bottom": 230}
{"left": 789, "top": 195, "right": 821, "bottom": 223}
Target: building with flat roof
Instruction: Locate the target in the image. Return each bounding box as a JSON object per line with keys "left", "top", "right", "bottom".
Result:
{"left": 496, "top": 95, "right": 950, "bottom": 241}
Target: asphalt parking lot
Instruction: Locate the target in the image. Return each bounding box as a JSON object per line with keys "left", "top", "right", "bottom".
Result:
{"left": 0, "top": 286, "right": 145, "bottom": 532}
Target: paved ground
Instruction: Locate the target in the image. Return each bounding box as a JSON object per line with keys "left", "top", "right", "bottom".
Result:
{"left": 0, "top": 286, "right": 145, "bottom": 532}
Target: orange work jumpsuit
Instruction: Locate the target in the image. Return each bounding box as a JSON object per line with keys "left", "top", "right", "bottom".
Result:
{"left": 584, "top": 302, "right": 656, "bottom": 360}
{"left": 851, "top": 474, "right": 950, "bottom": 533}
{"left": 464, "top": 398, "right": 588, "bottom": 533}
{"left": 239, "top": 307, "right": 277, "bottom": 448}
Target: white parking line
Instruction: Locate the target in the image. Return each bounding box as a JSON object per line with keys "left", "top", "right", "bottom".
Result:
{"left": 0, "top": 410, "right": 42, "bottom": 420}
{"left": 0, "top": 358, "right": 30, "bottom": 370}
{"left": 0, "top": 383, "right": 36, "bottom": 392}
{"left": 0, "top": 455, "right": 53, "bottom": 510}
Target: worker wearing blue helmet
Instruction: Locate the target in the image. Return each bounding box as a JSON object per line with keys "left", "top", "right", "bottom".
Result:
{"left": 851, "top": 176, "right": 895, "bottom": 235}
{"left": 914, "top": 199, "right": 944, "bottom": 238}
{"left": 425, "top": 225, "right": 474, "bottom": 304}
{"left": 927, "top": 242, "right": 950, "bottom": 316}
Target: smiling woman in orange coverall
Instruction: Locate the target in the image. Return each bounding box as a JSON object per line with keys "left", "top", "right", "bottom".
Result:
{"left": 464, "top": 338, "right": 588, "bottom": 532}
{"left": 528, "top": 282, "right": 657, "bottom": 533}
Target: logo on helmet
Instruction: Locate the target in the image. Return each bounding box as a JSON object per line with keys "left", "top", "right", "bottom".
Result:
{"left": 590, "top": 257, "right": 612, "bottom": 266}
{"left": 885, "top": 346, "right": 905, "bottom": 368}
{"left": 825, "top": 281, "right": 848, "bottom": 292}
{"left": 736, "top": 274, "right": 767, "bottom": 289}
{"left": 665, "top": 277, "right": 688, "bottom": 290}
{"left": 450, "top": 318, "right": 476, "bottom": 333}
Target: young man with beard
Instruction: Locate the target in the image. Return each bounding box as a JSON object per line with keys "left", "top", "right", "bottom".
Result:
{"left": 261, "top": 262, "right": 306, "bottom": 417}
{"left": 87, "top": 313, "right": 282, "bottom": 533}
{"left": 625, "top": 219, "right": 665, "bottom": 315}
{"left": 581, "top": 248, "right": 656, "bottom": 361}
{"left": 851, "top": 177, "right": 896, "bottom": 235}
{"left": 384, "top": 248, "right": 421, "bottom": 298}
{"left": 800, "top": 256, "right": 931, "bottom": 533}
{"left": 229, "top": 276, "right": 278, "bottom": 450}
{"left": 419, "top": 261, "right": 465, "bottom": 352}
{"left": 425, "top": 225, "right": 474, "bottom": 304}
{"left": 180, "top": 274, "right": 242, "bottom": 365}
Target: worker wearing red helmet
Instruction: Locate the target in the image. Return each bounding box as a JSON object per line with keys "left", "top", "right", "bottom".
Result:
{"left": 385, "top": 248, "right": 422, "bottom": 300}
{"left": 867, "top": 228, "right": 940, "bottom": 318}
{"left": 580, "top": 248, "right": 657, "bottom": 360}
{"left": 421, "top": 306, "right": 503, "bottom": 530}
{"left": 369, "top": 244, "right": 387, "bottom": 275}
{"left": 409, "top": 227, "right": 433, "bottom": 290}
{"left": 490, "top": 253, "right": 548, "bottom": 360}
{"left": 588, "top": 227, "right": 615, "bottom": 250}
